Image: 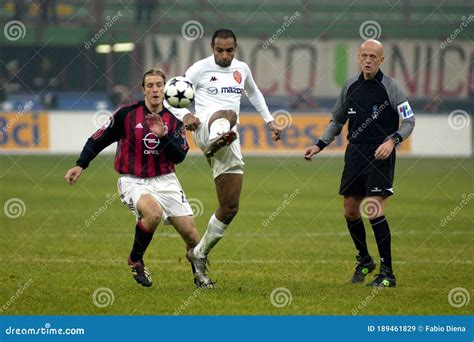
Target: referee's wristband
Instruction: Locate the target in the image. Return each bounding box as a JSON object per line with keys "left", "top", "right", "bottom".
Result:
{"left": 390, "top": 133, "right": 403, "bottom": 145}
{"left": 315, "top": 139, "right": 327, "bottom": 150}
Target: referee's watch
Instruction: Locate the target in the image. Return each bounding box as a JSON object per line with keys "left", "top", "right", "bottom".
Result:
{"left": 390, "top": 133, "right": 402, "bottom": 145}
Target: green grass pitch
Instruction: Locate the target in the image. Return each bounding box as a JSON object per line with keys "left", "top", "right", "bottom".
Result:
{"left": 0, "top": 154, "right": 472, "bottom": 315}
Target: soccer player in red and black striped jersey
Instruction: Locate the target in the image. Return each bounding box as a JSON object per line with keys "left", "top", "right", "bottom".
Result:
{"left": 64, "top": 69, "right": 207, "bottom": 288}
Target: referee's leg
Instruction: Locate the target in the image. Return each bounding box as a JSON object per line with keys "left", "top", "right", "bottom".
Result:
{"left": 364, "top": 195, "right": 397, "bottom": 287}
{"left": 343, "top": 195, "right": 364, "bottom": 220}
{"left": 343, "top": 195, "right": 378, "bottom": 284}
{"left": 344, "top": 195, "right": 371, "bottom": 260}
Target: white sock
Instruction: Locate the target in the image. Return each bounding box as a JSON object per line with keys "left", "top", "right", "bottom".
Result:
{"left": 208, "top": 118, "right": 231, "bottom": 141}
{"left": 194, "top": 214, "right": 228, "bottom": 258}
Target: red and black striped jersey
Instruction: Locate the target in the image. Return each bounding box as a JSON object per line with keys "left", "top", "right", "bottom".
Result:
{"left": 76, "top": 100, "right": 189, "bottom": 178}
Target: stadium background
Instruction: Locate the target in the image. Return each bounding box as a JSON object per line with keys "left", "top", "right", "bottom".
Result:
{"left": 0, "top": 1, "right": 472, "bottom": 315}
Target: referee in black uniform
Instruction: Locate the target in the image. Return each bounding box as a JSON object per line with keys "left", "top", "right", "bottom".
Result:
{"left": 304, "top": 40, "right": 415, "bottom": 287}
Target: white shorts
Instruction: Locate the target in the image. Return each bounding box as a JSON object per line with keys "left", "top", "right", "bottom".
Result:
{"left": 117, "top": 173, "right": 193, "bottom": 224}
{"left": 193, "top": 111, "right": 245, "bottom": 179}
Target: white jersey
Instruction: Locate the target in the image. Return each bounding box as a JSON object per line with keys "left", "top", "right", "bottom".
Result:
{"left": 180, "top": 55, "right": 274, "bottom": 123}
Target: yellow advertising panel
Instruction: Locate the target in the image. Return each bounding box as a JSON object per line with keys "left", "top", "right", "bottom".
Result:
{"left": 0, "top": 112, "right": 49, "bottom": 150}
{"left": 187, "top": 113, "right": 411, "bottom": 153}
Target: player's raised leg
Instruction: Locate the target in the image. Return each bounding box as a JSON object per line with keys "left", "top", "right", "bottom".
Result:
{"left": 128, "top": 194, "right": 162, "bottom": 287}
{"left": 204, "top": 110, "right": 238, "bottom": 158}
{"left": 344, "top": 195, "right": 376, "bottom": 283}
{"left": 192, "top": 173, "right": 243, "bottom": 287}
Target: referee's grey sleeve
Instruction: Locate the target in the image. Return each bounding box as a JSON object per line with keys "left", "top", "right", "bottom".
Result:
{"left": 385, "top": 77, "right": 415, "bottom": 142}
{"left": 316, "top": 81, "right": 350, "bottom": 149}
{"left": 397, "top": 116, "right": 415, "bottom": 141}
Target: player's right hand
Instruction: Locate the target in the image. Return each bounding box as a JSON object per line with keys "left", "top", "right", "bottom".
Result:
{"left": 183, "top": 113, "right": 200, "bottom": 131}
{"left": 64, "top": 166, "right": 83, "bottom": 185}
{"left": 146, "top": 113, "right": 168, "bottom": 137}
{"left": 304, "top": 145, "right": 321, "bottom": 161}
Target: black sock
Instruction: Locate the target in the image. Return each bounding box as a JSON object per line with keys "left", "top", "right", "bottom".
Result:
{"left": 130, "top": 220, "right": 154, "bottom": 262}
{"left": 370, "top": 215, "right": 392, "bottom": 272}
{"left": 346, "top": 217, "right": 370, "bottom": 261}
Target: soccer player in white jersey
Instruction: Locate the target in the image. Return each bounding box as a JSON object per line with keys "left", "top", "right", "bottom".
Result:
{"left": 173, "top": 29, "right": 282, "bottom": 287}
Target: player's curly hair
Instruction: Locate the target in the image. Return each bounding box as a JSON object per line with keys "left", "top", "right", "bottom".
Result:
{"left": 142, "top": 69, "right": 166, "bottom": 87}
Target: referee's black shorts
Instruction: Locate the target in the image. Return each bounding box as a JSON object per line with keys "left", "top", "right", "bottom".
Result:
{"left": 339, "top": 143, "right": 396, "bottom": 197}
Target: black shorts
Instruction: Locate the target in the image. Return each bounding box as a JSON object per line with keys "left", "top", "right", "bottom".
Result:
{"left": 339, "top": 143, "right": 396, "bottom": 197}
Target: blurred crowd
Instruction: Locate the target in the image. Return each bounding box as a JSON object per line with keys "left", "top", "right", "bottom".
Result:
{"left": 8, "top": 0, "right": 158, "bottom": 25}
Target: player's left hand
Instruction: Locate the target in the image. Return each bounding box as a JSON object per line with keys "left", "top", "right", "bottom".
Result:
{"left": 267, "top": 121, "right": 282, "bottom": 142}
{"left": 374, "top": 140, "right": 395, "bottom": 160}
{"left": 146, "top": 113, "right": 168, "bottom": 138}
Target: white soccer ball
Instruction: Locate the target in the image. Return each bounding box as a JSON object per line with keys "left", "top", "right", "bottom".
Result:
{"left": 164, "top": 76, "right": 195, "bottom": 108}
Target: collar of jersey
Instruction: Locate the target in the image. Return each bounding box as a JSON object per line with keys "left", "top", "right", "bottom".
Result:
{"left": 358, "top": 69, "right": 384, "bottom": 82}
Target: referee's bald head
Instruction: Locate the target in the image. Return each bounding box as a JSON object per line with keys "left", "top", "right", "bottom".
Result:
{"left": 360, "top": 39, "right": 384, "bottom": 56}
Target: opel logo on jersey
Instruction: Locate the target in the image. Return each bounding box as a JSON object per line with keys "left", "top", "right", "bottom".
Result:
{"left": 143, "top": 132, "right": 160, "bottom": 149}
{"left": 207, "top": 87, "right": 218, "bottom": 95}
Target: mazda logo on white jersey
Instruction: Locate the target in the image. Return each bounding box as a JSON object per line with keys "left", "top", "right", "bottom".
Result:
{"left": 143, "top": 133, "right": 160, "bottom": 149}
{"left": 207, "top": 87, "right": 218, "bottom": 95}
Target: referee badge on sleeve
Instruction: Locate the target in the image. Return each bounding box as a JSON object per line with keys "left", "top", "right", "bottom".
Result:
{"left": 397, "top": 101, "right": 414, "bottom": 119}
